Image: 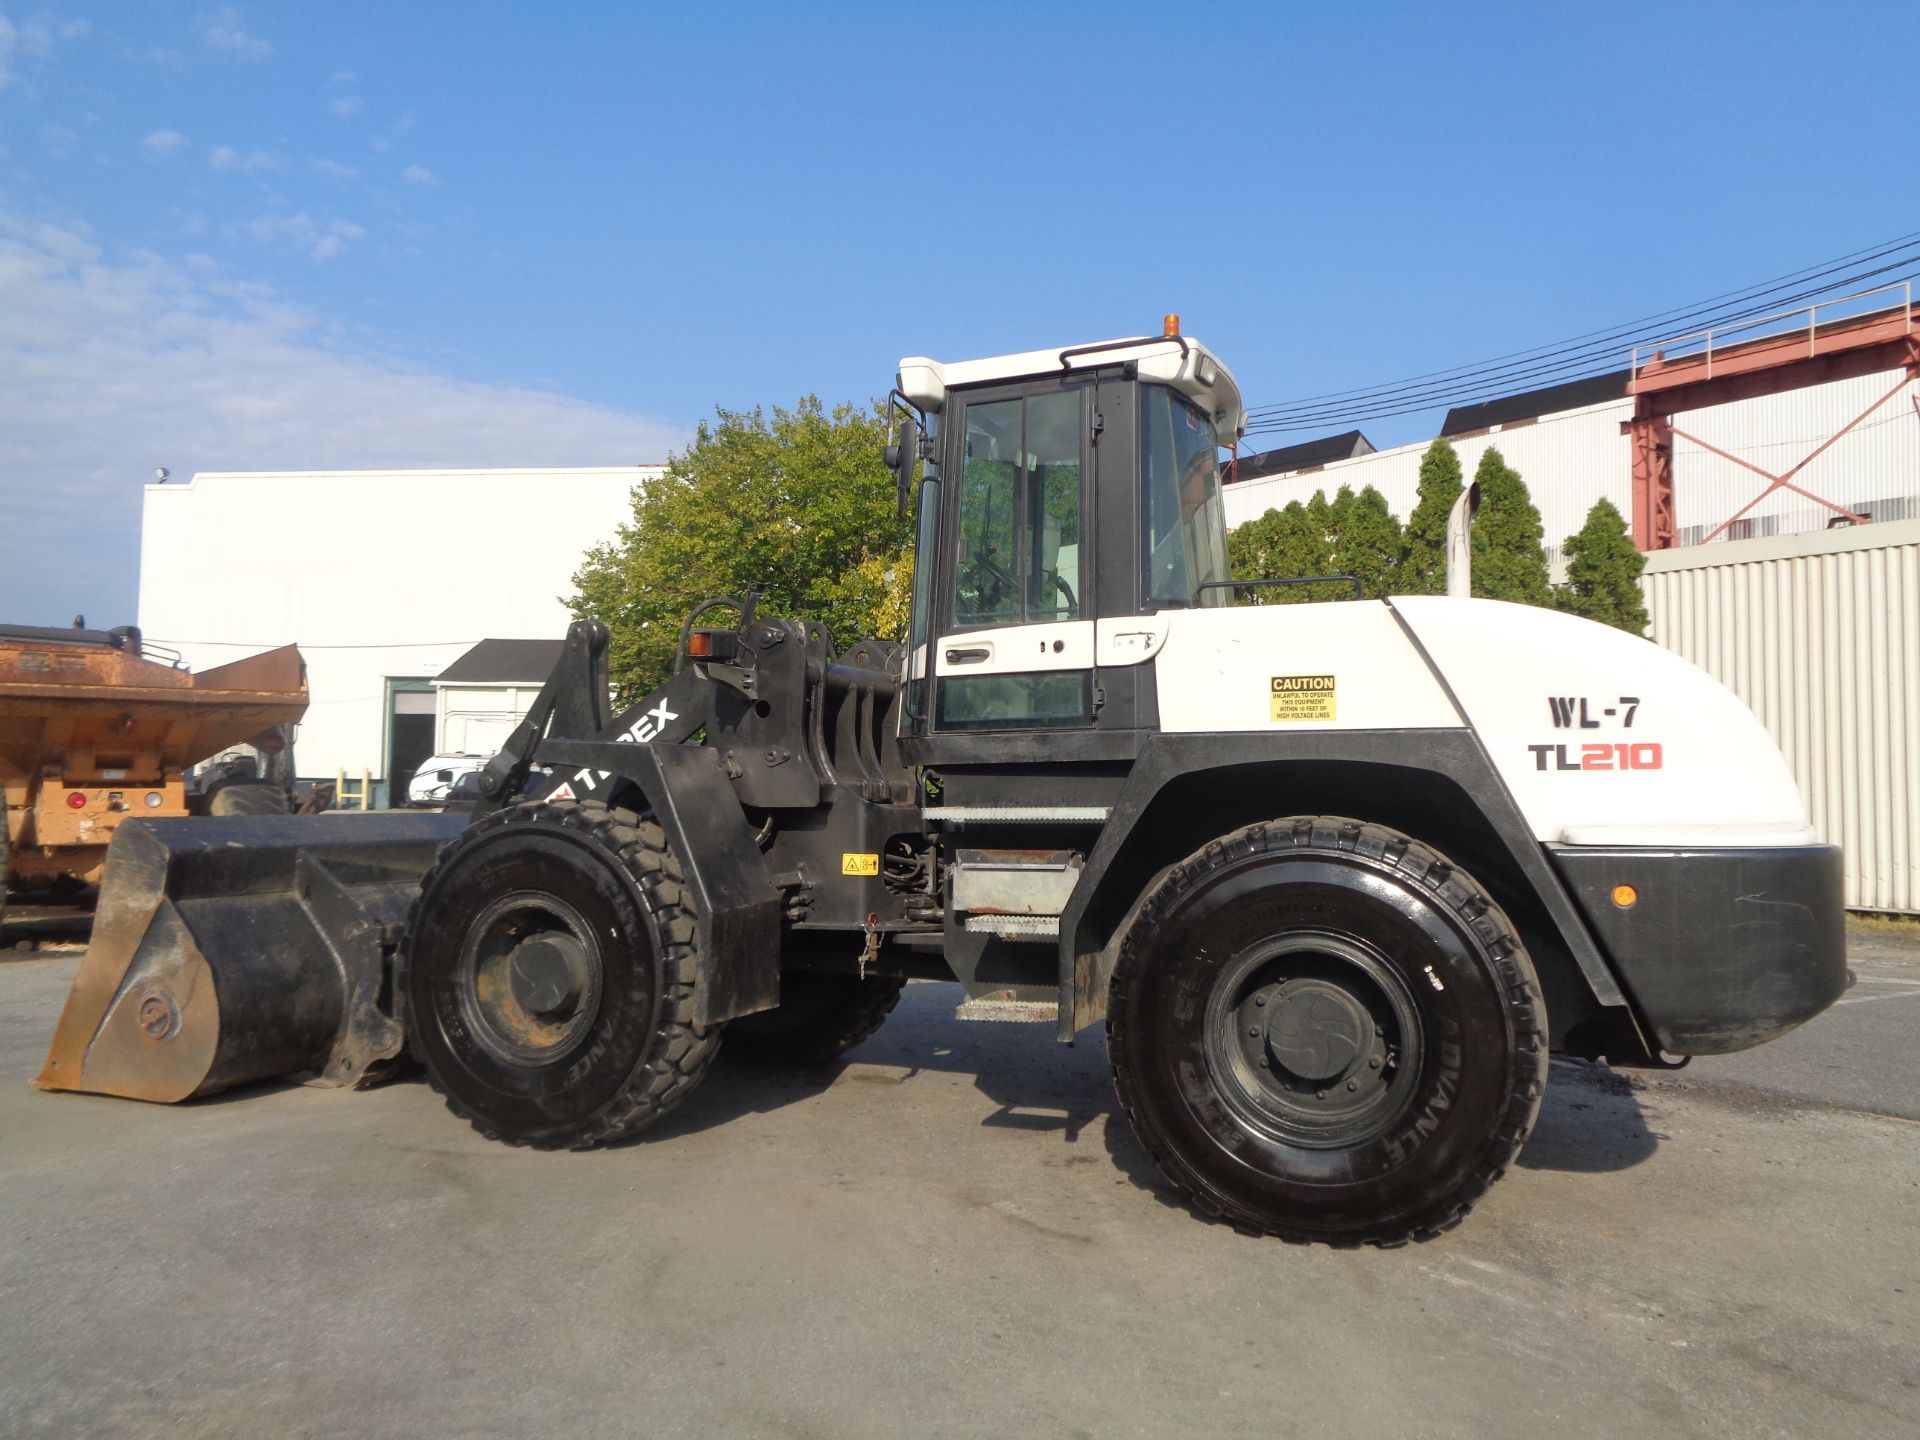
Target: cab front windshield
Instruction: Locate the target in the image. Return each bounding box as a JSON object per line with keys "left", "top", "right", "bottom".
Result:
{"left": 1142, "top": 386, "right": 1230, "bottom": 606}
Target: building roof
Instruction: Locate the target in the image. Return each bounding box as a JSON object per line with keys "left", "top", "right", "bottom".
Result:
{"left": 1229, "top": 430, "right": 1375, "bottom": 482}
{"left": 435, "top": 638, "right": 566, "bottom": 686}
{"left": 1440, "top": 370, "right": 1629, "bottom": 436}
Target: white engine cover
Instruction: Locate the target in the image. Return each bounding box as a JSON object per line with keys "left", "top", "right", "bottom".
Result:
{"left": 1142, "top": 597, "right": 1813, "bottom": 848}
{"left": 1151, "top": 603, "right": 1461, "bottom": 732}
{"left": 1391, "top": 597, "right": 1813, "bottom": 846}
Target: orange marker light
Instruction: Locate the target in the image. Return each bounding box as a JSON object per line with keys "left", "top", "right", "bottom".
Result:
{"left": 687, "top": 631, "right": 713, "bottom": 659}
{"left": 1611, "top": 884, "right": 1638, "bottom": 909}
{"left": 1163, "top": 313, "right": 1181, "bottom": 338}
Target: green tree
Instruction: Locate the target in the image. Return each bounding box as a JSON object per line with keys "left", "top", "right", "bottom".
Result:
{"left": 1331, "top": 484, "right": 1404, "bottom": 598}
{"left": 1396, "top": 439, "right": 1464, "bottom": 594}
{"left": 1555, "top": 498, "right": 1649, "bottom": 634}
{"left": 570, "top": 397, "right": 914, "bottom": 702}
{"left": 1228, "top": 500, "right": 1326, "bottom": 604}
{"left": 1226, "top": 484, "right": 1401, "bottom": 603}
{"left": 1468, "top": 446, "right": 1551, "bottom": 605}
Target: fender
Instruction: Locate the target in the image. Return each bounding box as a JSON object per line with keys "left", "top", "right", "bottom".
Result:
{"left": 1054, "top": 728, "right": 1635, "bottom": 1046}
{"left": 534, "top": 736, "right": 782, "bottom": 1026}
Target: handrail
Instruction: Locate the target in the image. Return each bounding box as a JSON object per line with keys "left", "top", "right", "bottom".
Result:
{"left": 1632, "top": 281, "right": 1912, "bottom": 385}
{"left": 1195, "top": 574, "right": 1366, "bottom": 601}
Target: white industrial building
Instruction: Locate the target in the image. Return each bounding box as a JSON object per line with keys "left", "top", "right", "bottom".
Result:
{"left": 139, "top": 466, "right": 660, "bottom": 807}
{"left": 1223, "top": 368, "right": 1920, "bottom": 559}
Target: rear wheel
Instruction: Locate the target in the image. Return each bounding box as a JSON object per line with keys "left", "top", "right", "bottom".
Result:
{"left": 399, "top": 798, "right": 720, "bottom": 1149}
{"left": 206, "top": 781, "right": 290, "bottom": 816}
{"left": 1108, "top": 817, "right": 1546, "bottom": 1246}
{"left": 722, "top": 939, "right": 905, "bottom": 1067}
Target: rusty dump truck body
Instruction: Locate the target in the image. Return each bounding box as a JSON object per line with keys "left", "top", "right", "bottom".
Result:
{"left": 0, "top": 625, "right": 308, "bottom": 892}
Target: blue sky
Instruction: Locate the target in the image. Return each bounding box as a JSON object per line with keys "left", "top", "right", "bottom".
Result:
{"left": 2, "top": 1, "right": 1915, "bottom": 624}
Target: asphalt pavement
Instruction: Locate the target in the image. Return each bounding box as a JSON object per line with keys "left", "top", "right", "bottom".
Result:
{"left": 0, "top": 930, "right": 1915, "bottom": 1439}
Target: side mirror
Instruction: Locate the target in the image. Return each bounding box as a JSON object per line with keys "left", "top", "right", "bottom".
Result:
{"left": 889, "top": 416, "right": 914, "bottom": 517}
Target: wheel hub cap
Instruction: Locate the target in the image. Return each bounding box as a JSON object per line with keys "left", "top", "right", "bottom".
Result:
{"left": 508, "top": 934, "right": 589, "bottom": 1020}
{"left": 1266, "top": 979, "right": 1369, "bottom": 1082}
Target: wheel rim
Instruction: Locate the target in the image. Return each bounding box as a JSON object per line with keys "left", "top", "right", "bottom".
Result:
{"left": 456, "top": 890, "right": 605, "bottom": 1067}
{"left": 1201, "top": 931, "right": 1425, "bottom": 1149}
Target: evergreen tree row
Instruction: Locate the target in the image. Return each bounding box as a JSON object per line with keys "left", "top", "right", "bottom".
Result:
{"left": 1225, "top": 439, "right": 1650, "bottom": 634}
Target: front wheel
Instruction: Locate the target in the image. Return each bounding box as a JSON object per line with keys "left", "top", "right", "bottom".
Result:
{"left": 399, "top": 799, "right": 720, "bottom": 1149}
{"left": 1108, "top": 817, "right": 1546, "bottom": 1246}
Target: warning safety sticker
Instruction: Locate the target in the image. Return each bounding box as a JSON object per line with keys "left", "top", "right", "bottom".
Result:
{"left": 1270, "top": 674, "right": 1336, "bottom": 722}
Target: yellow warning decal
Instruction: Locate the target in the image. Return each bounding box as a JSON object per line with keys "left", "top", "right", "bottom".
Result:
{"left": 841, "top": 853, "right": 881, "bottom": 877}
{"left": 1271, "top": 674, "right": 1336, "bottom": 722}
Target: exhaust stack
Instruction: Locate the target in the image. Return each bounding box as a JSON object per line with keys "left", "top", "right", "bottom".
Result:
{"left": 1445, "top": 481, "right": 1482, "bottom": 599}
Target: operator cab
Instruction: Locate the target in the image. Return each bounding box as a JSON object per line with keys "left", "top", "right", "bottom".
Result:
{"left": 892, "top": 321, "right": 1248, "bottom": 748}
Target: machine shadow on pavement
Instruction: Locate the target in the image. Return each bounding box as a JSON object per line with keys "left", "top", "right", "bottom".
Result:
{"left": 1514, "top": 1058, "right": 1664, "bottom": 1173}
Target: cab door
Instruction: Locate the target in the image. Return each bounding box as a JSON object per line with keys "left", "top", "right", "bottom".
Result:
{"left": 931, "top": 381, "right": 1094, "bottom": 732}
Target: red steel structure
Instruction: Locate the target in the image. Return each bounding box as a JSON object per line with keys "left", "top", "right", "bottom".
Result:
{"left": 1625, "top": 286, "right": 1920, "bottom": 549}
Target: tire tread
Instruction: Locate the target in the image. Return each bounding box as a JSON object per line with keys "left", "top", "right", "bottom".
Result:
{"left": 400, "top": 798, "right": 720, "bottom": 1150}
{"left": 1108, "top": 815, "right": 1548, "bottom": 1247}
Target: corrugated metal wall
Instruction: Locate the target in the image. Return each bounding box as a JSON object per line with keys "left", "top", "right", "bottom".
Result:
{"left": 1642, "top": 519, "right": 1920, "bottom": 913}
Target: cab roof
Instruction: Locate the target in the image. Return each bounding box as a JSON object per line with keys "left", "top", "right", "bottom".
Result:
{"left": 897, "top": 333, "right": 1248, "bottom": 441}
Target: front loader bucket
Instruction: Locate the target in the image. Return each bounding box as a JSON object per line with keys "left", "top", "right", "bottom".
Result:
{"left": 36, "top": 812, "right": 466, "bottom": 1103}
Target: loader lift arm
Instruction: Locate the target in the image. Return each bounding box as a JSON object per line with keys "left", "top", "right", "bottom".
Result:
{"left": 460, "top": 616, "right": 784, "bottom": 1025}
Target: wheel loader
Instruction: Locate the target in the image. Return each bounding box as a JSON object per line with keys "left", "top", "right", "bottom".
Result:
{"left": 35, "top": 323, "right": 1847, "bottom": 1245}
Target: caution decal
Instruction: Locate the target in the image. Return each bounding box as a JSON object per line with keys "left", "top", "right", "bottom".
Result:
{"left": 1270, "top": 674, "right": 1336, "bottom": 722}
{"left": 841, "top": 853, "right": 880, "bottom": 877}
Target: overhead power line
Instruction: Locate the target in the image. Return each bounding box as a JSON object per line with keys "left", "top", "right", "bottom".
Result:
{"left": 1242, "top": 233, "right": 1920, "bottom": 436}
{"left": 1246, "top": 250, "right": 1920, "bottom": 432}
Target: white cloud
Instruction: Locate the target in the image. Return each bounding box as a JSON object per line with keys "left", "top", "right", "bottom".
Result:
{"left": 142, "top": 130, "right": 188, "bottom": 156}
{"left": 1, "top": 12, "right": 89, "bottom": 88}
{"left": 0, "top": 206, "right": 687, "bottom": 623}
{"left": 226, "top": 211, "right": 366, "bottom": 262}
{"left": 203, "top": 6, "right": 273, "bottom": 60}
{"left": 401, "top": 164, "right": 437, "bottom": 187}
{"left": 209, "top": 144, "right": 286, "bottom": 174}
{"left": 327, "top": 95, "right": 363, "bottom": 118}
{"left": 310, "top": 157, "right": 358, "bottom": 180}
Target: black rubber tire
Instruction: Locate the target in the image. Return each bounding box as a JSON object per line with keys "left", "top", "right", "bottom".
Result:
{"left": 206, "top": 781, "right": 290, "bottom": 817}
{"left": 1108, "top": 816, "right": 1547, "bottom": 1246}
{"left": 398, "top": 798, "right": 720, "bottom": 1149}
{"left": 722, "top": 942, "right": 906, "bottom": 1068}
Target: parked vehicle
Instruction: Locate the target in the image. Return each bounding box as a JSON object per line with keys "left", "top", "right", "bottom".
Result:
{"left": 35, "top": 326, "right": 1845, "bottom": 1244}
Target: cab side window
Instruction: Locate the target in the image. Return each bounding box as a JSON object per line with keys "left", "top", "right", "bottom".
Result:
{"left": 953, "top": 391, "right": 1082, "bottom": 628}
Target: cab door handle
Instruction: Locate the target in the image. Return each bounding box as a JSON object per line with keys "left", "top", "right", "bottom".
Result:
{"left": 944, "top": 647, "right": 991, "bottom": 664}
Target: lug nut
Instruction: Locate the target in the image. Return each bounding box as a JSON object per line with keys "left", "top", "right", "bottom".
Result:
{"left": 1253, "top": 995, "right": 1266, "bottom": 1007}
{"left": 1249, "top": 1027, "right": 1260, "bottom": 1037}
{"left": 1346, "top": 1079, "right": 1359, "bottom": 1091}
{"left": 1369, "top": 1057, "right": 1381, "bottom": 1070}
